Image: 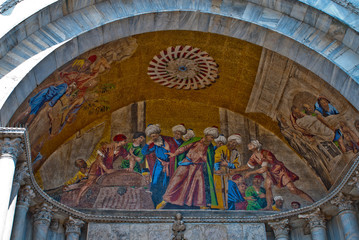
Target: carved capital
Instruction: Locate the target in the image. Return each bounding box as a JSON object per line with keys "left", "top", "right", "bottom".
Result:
{"left": 298, "top": 208, "right": 326, "bottom": 230}
{"left": 268, "top": 219, "right": 290, "bottom": 239}
{"left": 18, "top": 185, "right": 35, "bottom": 206}
{"left": 33, "top": 203, "right": 53, "bottom": 226}
{"left": 65, "top": 217, "right": 85, "bottom": 236}
{"left": 348, "top": 170, "right": 359, "bottom": 190}
{"left": 0, "top": 137, "right": 23, "bottom": 159}
{"left": 13, "top": 162, "right": 29, "bottom": 186}
{"left": 331, "top": 193, "right": 355, "bottom": 212}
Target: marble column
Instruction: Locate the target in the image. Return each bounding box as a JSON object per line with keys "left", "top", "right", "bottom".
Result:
{"left": 32, "top": 203, "right": 53, "bottom": 240}
{"left": 0, "top": 137, "right": 23, "bottom": 238}
{"left": 331, "top": 193, "right": 359, "bottom": 240}
{"left": 10, "top": 185, "right": 35, "bottom": 240}
{"left": 4, "top": 163, "right": 30, "bottom": 240}
{"left": 65, "top": 217, "right": 85, "bottom": 240}
{"left": 268, "top": 219, "right": 290, "bottom": 240}
{"left": 299, "top": 208, "right": 327, "bottom": 240}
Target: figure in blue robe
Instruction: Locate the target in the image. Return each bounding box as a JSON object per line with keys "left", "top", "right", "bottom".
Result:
{"left": 227, "top": 180, "right": 246, "bottom": 210}
{"left": 141, "top": 138, "right": 170, "bottom": 207}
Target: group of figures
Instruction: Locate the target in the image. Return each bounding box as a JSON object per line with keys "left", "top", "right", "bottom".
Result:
{"left": 277, "top": 95, "right": 359, "bottom": 188}
{"left": 62, "top": 123, "right": 314, "bottom": 211}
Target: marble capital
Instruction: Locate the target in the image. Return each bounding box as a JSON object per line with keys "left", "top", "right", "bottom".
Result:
{"left": 17, "top": 185, "right": 35, "bottom": 207}
{"left": 298, "top": 208, "right": 326, "bottom": 230}
{"left": 33, "top": 203, "right": 53, "bottom": 226}
{"left": 13, "top": 162, "right": 29, "bottom": 186}
{"left": 331, "top": 193, "right": 355, "bottom": 212}
{"left": 268, "top": 219, "right": 290, "bottom": 239}
{"left": 0, "top": 137, "right": 23, "bottom": 159}
{"left": 65, "top": 217, "right": 85, "bottom": 236}
{"left": 348, "top": 170, "right": 359, "bottom": 191}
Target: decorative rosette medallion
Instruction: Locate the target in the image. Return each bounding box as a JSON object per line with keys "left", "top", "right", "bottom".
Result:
{"left": 147, "top": 46, "right": 219, "bottom": 90}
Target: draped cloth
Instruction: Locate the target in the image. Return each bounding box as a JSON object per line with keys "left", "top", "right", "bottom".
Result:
{"left": 162, "top": 137, "right": 217, "bottom": 207}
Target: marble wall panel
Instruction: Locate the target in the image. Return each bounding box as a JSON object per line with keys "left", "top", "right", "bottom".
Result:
{"left": 87, "top": 222, "right": 266, "bottom": 240}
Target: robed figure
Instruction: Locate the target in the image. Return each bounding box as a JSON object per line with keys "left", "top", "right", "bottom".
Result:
{"left": 159, "top": 127, "right": 220, "bottom": 208}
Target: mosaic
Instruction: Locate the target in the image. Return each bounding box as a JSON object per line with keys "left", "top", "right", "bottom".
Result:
{"left": 147, "top": 46, "right": 219, "bottom": 90}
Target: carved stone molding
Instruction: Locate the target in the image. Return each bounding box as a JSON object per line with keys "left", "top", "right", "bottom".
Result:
{"left": 13, "top": 162, "right": 29, "bottom": 186}
{"left": 298, "top": 208, "right": 326, "bottom": 230}
{"left": 0, "top": 137, "right": 23, "bottom": 159}
{"left": 347, "top": 170, "right": 359, "bottom": 190}
{"left": 0, "top": 0, "right": 23, "bottom": 14}
{"left": 50, "top": 219, "right": 60, "bottom": 231}
{"left": 18, "top": 185, "right": 35, "bottom": 207}
{"left": 268, "top": 219, "right": 290, "bottom": 239}
{"left": 172, "top": 213, "right": 186, "bottom": 240}
{"left": 65, "top": 217, "right": 85, "bottom": 236}
{"left": 331, "top": 193, "right": 355, "bottom": 212}
{"left": 33, "top": 203, "right": 53, "bottom": 226}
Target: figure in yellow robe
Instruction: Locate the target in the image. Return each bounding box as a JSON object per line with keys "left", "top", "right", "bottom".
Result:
{"left": 213, "top": 144, "right": 241, "bottom": 209}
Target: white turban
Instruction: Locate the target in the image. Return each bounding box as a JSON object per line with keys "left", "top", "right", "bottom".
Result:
{"left": 274, "top": 196, "right": 283, "bottom": 201}
{"left": 214, "top": 134, "right": 227, "bottom": 144}
{"left": 228, "top": 134, "right": 242, "bottom": 145}
{"left": 172, "top": 124, "right": 187, "bottom": 134}
{"left": 251, "top": 140, "right": 262, "bottom": 150}
{"left": 204, "top": 127, "right": 219, "bottom": 138}
{"left": 145, "top": 124, "right": 161, "bottom": 136}
{"left": 183, "top": 129, "right": 195, "bottom": 140}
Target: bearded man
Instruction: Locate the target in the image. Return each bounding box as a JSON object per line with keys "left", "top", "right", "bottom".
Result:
{"left": 213, "top": 134, "right": 242, "bottom": 209}
{"left": 141, "top": 124, "right": 171, "bottom": 207}
{"left": 162, "top": 124, "right": 187, "bottom": 177}
{"left": 157, "top": 127, "right": 219, "bottom": 209}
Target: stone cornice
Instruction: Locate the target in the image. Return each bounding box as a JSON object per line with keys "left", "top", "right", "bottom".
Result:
{"left": 3, "top": 127, "right": 359, "bottom": 223}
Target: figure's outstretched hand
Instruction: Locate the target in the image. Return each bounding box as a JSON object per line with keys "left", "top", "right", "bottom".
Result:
{"left": 165, "top": 152, "right": 176, "bottom": 158}
{"left": 244, "top": 172, "right": 251, "bottom": 179}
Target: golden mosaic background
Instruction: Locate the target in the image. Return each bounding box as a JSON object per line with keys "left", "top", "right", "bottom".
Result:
{"left": 13, "top": 30, "right": 283, "bottom": 161}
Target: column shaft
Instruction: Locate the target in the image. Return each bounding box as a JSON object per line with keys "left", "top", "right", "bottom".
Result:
{"left": 311, "top": 227, "right": 327, "bottom": 240}
{"left": 32, "top": 203, "right": 53, "bottom": 240}
{"left": 0, "top": 154, "right": 16, "bottom": 238}
{"left": 338, "top": 210, "right": 359, "bottom": 240}
{"left": 10, "top": 205, "right": 28, "bottom": 240}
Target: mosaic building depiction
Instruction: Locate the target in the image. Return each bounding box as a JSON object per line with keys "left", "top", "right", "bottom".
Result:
{"left": 1, "top": 0, "right": 359, "bottom": 239}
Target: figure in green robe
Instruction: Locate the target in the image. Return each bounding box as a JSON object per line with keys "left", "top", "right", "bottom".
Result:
{"left": 245, "top": 174, "right": 267, "bottom": 210}
{"left": 120, "top": 132, "right": 146, "bottom": 173}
